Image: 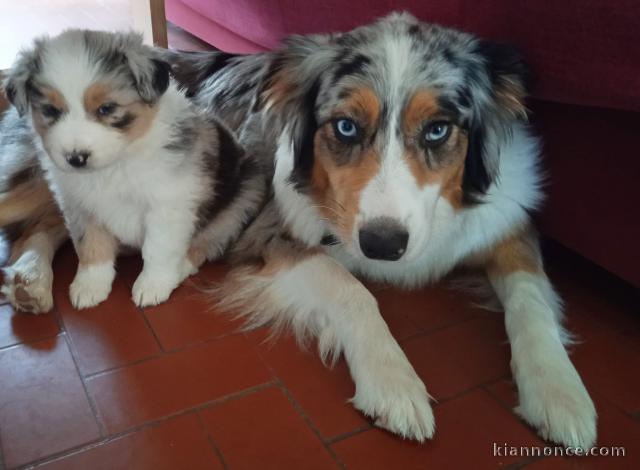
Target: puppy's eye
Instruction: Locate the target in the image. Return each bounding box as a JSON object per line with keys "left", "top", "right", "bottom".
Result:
{"left": 423, "top": 121, "right": 451, "bottom": 147}
{"left": 41, "top": 105, "right": 61, "bottom": 120}
{"left": 97, "top": 102, "right": 117, "bottom": 116}
{"left": 332, "top": 118, "right": 361, "bottom": 144}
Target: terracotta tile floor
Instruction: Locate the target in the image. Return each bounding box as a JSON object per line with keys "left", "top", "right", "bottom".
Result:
{"left": 0, "top": 240, "right": 638, "bottom": 469}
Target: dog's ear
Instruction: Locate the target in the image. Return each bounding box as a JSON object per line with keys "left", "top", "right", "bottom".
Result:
{"left": 3, "top": 43, "right": 42, "bottom": 116}
{"left": 462, "top": 40, "right": 530, "bottom": 204}
{"left": 127, "top": 54, "right": 171, "bottom": 103}
{"left": 115, "top": 32, "right": 171, "bottom": 103}
{"left": 475, "top": 40, "right": 530, "bottom": 121}
{"left": 255, "top": 35, "right": 335, "bottom": 188}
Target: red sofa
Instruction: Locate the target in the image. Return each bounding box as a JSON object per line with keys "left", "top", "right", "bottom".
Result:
{"left": 166, "top": 0, "right": 640, "bottom": 287}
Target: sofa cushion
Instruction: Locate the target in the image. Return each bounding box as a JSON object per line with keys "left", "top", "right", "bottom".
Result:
{"left": 176, "top": 0, "right": 640, "bottom": 112}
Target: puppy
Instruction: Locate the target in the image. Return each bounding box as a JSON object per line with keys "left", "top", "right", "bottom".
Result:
{"left": 1, "top": 30, "right": 264, "bottom": 309}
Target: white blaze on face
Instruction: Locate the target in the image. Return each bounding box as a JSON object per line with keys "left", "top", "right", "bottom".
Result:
{"left": 353, "top": 35, "right": 446, "bottom": 261}
{"left": 356, "top": 119, "right": 442, "bottom": 261}
{"left": 38, "top": 39, "right": 128, "bottom": 171}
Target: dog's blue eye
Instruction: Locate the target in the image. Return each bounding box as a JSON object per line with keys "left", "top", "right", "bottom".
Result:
{"left": 423, "top": 122, "right": 451, "bottom": 145}
{"left": 333, "top": 118, "right": 360, "bottom": 143}
{"left": 41, "top": 105, "right": 61, "bottom": 120}
{"left": 97, "top": 103, "right": 117, "bottom": 116}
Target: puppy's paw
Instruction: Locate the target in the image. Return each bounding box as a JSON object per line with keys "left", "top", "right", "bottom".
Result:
{"left": 351, "top": 355, "right": 435, "bottom": 442}
{"left": 516, "top": 365, "right": 597, "bottom": 449}
{"left": 69, "top": 264, "right": 115, "bottom": 309}
{"left": 132, "top": 272, "right": 177, "bottom": 307}
{"left": 1, "top": 262, "right": 54, "bottom": 314}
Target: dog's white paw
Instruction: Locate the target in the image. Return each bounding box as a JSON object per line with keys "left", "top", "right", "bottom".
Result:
{"left": 516, "top": 363, "right": 597, "bottom": 449}
{"left": 351, "top": 356, "right": 435, "bottom": 442}
{"left": 132, "top": 272, "right": 177, "bottom": 307}
{"left": 69, "top": 264, "right": 115, "bottom": 309}
{"left": 1, "top": 262, "right": 54, "bottom": 314}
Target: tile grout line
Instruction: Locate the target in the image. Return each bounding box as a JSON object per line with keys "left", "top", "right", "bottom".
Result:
{"left": 0, "top": 302, "right": 65, "bottom": 353}
{"left": 137, "top": 305, "right": 166, "bottom": 353}
{"left": 15, "top": 380, "right": 278, "bottom": 469}
{"left": 195, "top": 412, "right": 230, "bottom": 470}
{"left": 480, "top": 380, "right": 555, "bottom": 465}
{"left": 436, "top": 375, "right": 514, "bottom": 407}
{"left": 60, "top": 332, "right": 108, "bottom": 437}
{"left": 275, "top": 380, "right": 348, "bottom": 470}
{"left": 81, "top": 352, "right": 165, "bottom": 380}
{"left": 243, "top": 329, "right": 370, "bottom": 466}
{"left": 0, "top": 332, "right": 60, "bottom": 353}
{"left": 324, "top": 425, "right": 372, "bottom": 446}
{"left": 82, "top": 330, "right": 247, "bottom": 380}
{"left": 398, "top": 313, "right": 494, "bottom": 346}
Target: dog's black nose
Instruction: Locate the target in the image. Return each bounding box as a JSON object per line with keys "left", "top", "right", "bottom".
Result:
{"left": 359, "top": 218, "right": 409, "bottom": 261}
{"left": 65, "top": 150, "right": 90, "bottom": 168}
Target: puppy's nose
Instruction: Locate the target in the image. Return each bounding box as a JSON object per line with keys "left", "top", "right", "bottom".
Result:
{"left": 359, "top": 218, "right": 409, "bottom": 261}
{"left": 65, "top": 150, "right": 90, "bottom": 168}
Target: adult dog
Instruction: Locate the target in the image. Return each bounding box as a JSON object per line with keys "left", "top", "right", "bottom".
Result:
{"left": 166, "top": 12, "right": 596, "bottom": 448}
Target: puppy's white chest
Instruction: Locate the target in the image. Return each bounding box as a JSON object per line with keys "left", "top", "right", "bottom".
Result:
{"left": 55, "top": 163, "right": 167, "bottom": 247}
{"left": 85, "top": 185, "right": 147, "bottom": 246}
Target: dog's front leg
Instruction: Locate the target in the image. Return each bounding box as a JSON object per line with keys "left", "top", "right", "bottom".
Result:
{"left": 2, "top": 218, "right": 67, "bottom": 313}
{"left": 69, "top": 218, "right": 118, "bottom": 309}
{"left": 219, "top": 250, "right": 435, "bottom": 441}
{"left": 132, "top": 210, "right": 195, "bottom": 307}
{"left": 485, "top": 228, "right": 596, "bottom": 448}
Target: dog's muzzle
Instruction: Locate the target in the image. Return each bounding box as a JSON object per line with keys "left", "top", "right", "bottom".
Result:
{"left": 359, "top": 217, "right": 409, "bottom": 261}
{"left": 64, "top": 150, "right": 91, "bottom": 168}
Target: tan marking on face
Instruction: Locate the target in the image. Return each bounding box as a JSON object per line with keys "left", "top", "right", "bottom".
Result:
{"left": 403, "top": 89, "right": 439, "bottom": 135}
{"left": 439, "top": 156, "right": 466, "bottom": 209}
{"left": 76, "top": 218, "right": 118, "bottom": 268}
{"left": 401, "top": 89, "right": 468, "bottom": 209}
{"left": 83, "top": 81, "right": 157, "bottom": 141}
{"left": 83, "top": 82, "right": 112, "bottom": 113}
{"left": 44, "top": 88, "right": 68, "bottom": 112}
{"left": 403, "top": 134, "right": 468, "bottom": 209}
{"left": 31, "top": 87, "right": 69, "bottom": 138}
{"left": 311, "top": 134, "right": 380, "bottom": 241}
{"left": 305, "top": 86, "right": 384, "bottom": 241}
{"left": 124, "top": 101, "right": 157, "bottom": 141}
{"left": 334, "top": 86, "right": 381, "bottom": 126}
{"left": 484, "top": 227, "right": 542, "bottom": 276}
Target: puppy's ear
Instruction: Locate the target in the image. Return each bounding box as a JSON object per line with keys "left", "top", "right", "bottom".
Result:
{"left": 129, "top": 55, "right": 171, "bottom": 103}
{"left": 117, "top": 32, "right": 171, "bottom": 103}
{"left": 462, "top": 40, "right": 530, "bottom": 204}
{"left": 255, "top": 35, "right": 335, "bottom": 189}
{"left": 3, "top": 44, "right": 42, "bottom": 116}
